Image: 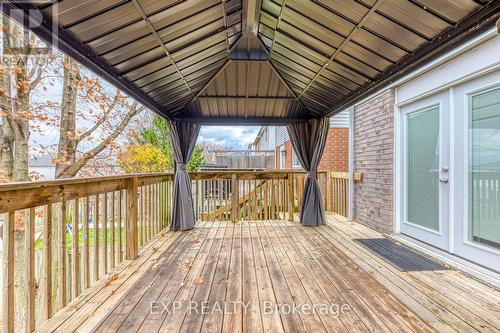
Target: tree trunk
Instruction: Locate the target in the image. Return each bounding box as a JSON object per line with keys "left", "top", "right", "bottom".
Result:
{"left": 1, "top": 16, "right": 31, "bottom": 182}
{"left": 11, "top": 49, "right": 30, "bottom": 182}
{"left": 55, "top": 56, "right": 80, "bottom": 178}
{"left": 0, "top": 17, "right": 14, "bottom": 179}
{"left": 0, "top": 116, "right": 14, "bottom": 179}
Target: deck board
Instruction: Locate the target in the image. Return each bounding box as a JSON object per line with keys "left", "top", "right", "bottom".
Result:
{"left": 37, "top": 215, "right": 500, "bottom": 332}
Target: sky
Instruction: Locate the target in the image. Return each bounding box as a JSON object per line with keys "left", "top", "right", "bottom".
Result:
{"left": 197, "top": 126, "right": 260, "bottom": 149}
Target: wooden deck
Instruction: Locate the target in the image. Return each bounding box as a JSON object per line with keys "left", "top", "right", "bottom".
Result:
{"left": 38, "top": 214, "right": 500, "bottom": 333}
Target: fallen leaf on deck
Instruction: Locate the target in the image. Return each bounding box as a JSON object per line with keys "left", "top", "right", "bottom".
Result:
{"left": 184, "top": 262, "right": 193, "bottom": 270}
{"left": 110, "top": 273, "right": 119, "bottom": 281}
{"left": 195, "top": 277, "right": 204, "bottom": 285}
{"left": 152, "top": 247, "right": 159, "bottom": 253}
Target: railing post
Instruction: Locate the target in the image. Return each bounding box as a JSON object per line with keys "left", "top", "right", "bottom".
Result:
{"left": 3, "top": 212, "right": 14, "bottom": 333}
{"left": 126, "top": 177, "right": 139, "bottom": 260}
{"left": 288, "top": 173, "right": 294, "bottom": 222}
{"left": 231, "top": 174, "right": 238, "bottom": 222}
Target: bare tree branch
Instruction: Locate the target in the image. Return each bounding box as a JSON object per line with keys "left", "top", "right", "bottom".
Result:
{"left": 58, "top": 102, "right": 144, "bottom": 178}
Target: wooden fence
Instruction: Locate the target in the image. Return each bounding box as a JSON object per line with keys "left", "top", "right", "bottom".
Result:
{"left": 0, "top": 170, "right": 361, "bottom": 332}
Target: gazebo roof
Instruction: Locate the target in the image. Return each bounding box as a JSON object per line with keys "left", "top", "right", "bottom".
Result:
{"left": 3, "top": 0, "right": 499, "bottom": 124}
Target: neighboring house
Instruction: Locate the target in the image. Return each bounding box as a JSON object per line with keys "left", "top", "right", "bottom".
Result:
{"left": 29, "top": 154, "right": 120, "bottom": 180}
{"left": 351, "top": 28, "right": 500, "bottom": 275}
{"left": 250, "top": 110, "right": 350, "bottom": 171}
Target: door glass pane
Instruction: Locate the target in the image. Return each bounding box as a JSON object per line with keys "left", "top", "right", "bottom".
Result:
{"left": 469, "top": 88, "right": 500, "bottom": 250}
{"left": 406, "top": 106, "right": 440, "bottom": 231}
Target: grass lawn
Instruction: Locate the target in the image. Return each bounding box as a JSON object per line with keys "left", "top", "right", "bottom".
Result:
{"left": 35, "top": 227, "right": 126, "bottom": 250}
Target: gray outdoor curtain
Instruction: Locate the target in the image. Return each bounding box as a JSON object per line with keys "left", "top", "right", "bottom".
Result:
{"left": 287, "top": 117, "right": 330, "bottom": 226}
{"left": 169, "top": 120, "right": 201, "bottom": 231}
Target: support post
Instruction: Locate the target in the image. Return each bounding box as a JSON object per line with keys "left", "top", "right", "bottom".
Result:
{"left": 288, "top": 173, "right": 294, "bottom": 222}
{"left": 126, "top": 177, "right": 139, "bottom": 260}
{"left": 231, "top": 174, "right": 239, "bottom": 222}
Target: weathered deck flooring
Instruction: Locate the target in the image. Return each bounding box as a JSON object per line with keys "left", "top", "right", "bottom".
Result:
{"left": 38, "top": 215, "right": 500, "bottom": 332}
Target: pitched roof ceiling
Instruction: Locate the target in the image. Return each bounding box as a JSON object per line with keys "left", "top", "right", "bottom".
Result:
{"left": 3, "top": 0, "right": 499, "bottom": 124}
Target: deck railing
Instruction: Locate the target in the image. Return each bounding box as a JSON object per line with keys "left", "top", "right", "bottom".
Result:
{"left": 0, "top": 170, "right": 361, "bottom": 332}
{"left": 0, "top": 174, "right": 172, "bottom": 333}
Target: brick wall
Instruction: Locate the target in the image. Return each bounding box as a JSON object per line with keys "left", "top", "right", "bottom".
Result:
{"left": 353, "top": 89, "right": 394, "bottom": 233}
{"left": 318, "top": 128, "right": 349, "bottom": 172}
{"left": 280, "top": 129, "right": 348, "bottom": 171}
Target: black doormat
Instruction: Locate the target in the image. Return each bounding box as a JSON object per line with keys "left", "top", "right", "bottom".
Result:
{"left": 354, "top": 238, "right": 448, "bottom": 271}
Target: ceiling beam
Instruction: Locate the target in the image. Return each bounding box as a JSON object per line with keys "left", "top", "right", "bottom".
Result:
{"left": 177, "top": 116, "right": 309, "bottom": 126}
{"left": 197, "top": 96, "right": 296, "bottom": 101}
{"left": 297, "top": 0, "right": 385, "bottom": 99}
{"left": 325, "top": 0, "right": 500, "bottom": 117}
{"left": 0, "top": 1, "right": 171, "bottom": 119}
{"left": 268, "top": 0, "right": 287, "bottom": 55}
{"left": 496, "top": 16, "right": 500, "bottom": 33}
{"left": 243, "top": 0, "right": 259, "bottom": 34}
{"left": 131, "top": 0, "right": 194, "bottom": 97}
{"left": 221, "top": 0, "right": 230, "bottom": 53}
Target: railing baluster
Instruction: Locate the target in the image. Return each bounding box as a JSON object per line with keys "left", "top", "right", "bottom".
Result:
{"left": 3, "top": 211, "right": 15, "bottom": 333}
{"left": 72, "top": 199, "right": 80, "bottom": 299}
{"left": 148, "top": 184, "right": 152, "bottom": 241}
{"left": 201, "top": 179, "right": 205, "bottom": 220}
{"left": 140, "top": 186, "right": 144, "bottom": 246}
{"left": 83, "top": 197, "right": 90, "bottom": 289}
{"left": 125, "top": 177, "right": 138, "bottom": 260}
{"left": 93, "top": 195, "right": 99, "bottom": 282}
{"left": 110, "top": 191, "right": 115, "bottom": 269}
{"left": 26, "top": 208, "right": 36, "bottom": 332}
{"left": 231, "top": 174, "right": 238, "bottom": 222}
{"left": 43, "top": 204, "right": 52, "bottom": 320}
{"left": 59, "top": 200, "right": 67, "bottom": 308}
{"left": 154, "top": 182, "right": 158, "bottom": 234}
{"left": 102, "top": 193, "right": 108, "bottom": 274}
{"left": 118, "top": 190, "right": 123, "bottom": 263}
{"left": 288, "top": 173, "right": 294, "bottom": 221}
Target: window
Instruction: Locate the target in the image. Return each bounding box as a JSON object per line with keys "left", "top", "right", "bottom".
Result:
{"left": 280, "top": 145, "right": 286, "bottom": 169}
{"left": 292, "top": 151, "right": 302, "bottom": 169}
{"left": 468, "top": 87, "right": 500, "bottom": 250}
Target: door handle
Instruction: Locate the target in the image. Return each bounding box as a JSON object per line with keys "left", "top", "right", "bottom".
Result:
{"left": 439, "top": 177, "right": 449, "bottom": 184}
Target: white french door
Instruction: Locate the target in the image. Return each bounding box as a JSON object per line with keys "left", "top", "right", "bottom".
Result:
{"left": 401, "top": 92, "right": 450, "bottom": 251}
{"left": 399, "top": 70, "right": 500, "bottom": 273}
{"left": 452, "top": 71, "right": 500, "bottom": 272}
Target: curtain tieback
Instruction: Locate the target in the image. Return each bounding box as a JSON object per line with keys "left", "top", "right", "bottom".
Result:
{"left": 307, "top": 170, "right": 317, "bottom": 179}
{"left": 176, "top": 163, "right": 187, "bottom": 171}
